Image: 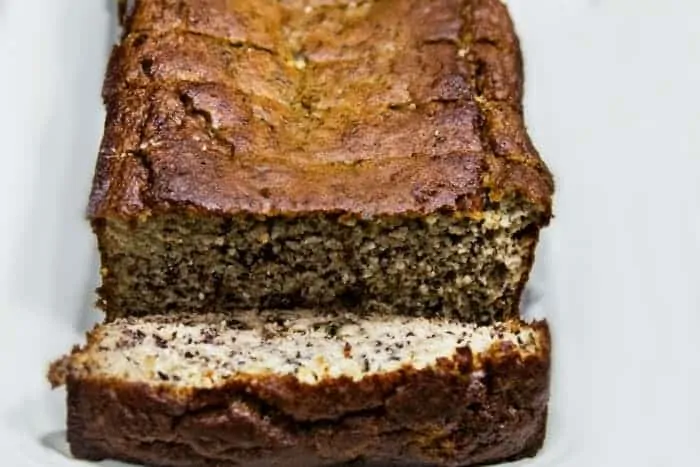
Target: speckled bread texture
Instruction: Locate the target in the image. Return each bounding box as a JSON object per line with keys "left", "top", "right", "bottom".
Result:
{"left": 49, "top": 312, "right": 551, "bottom": 467}
{"left": 90, "top": 0, "right": 554, "bottom": 321}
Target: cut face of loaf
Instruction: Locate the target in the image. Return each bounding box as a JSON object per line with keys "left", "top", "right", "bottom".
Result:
{"left": 49, "top": 312, "right": 551, "bottom": 467}
{"left": 90, "top": 0, "right": 554, "bottom": 321}
{"left": 98, "top": 208, "right": 544, "bottom": 322}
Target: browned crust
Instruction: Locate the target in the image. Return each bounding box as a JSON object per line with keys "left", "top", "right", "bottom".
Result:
{"left": 88, "top": 0, "right": 554, "bottom": 220}
{"left": 52, "top": 320, "right": 550, "bottom": 466}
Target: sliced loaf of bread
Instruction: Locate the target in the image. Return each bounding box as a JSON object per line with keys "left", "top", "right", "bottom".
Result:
{"left": 92, "top": 0, "right": 554, "bottom": 322}
{"left": 49, "top": 311, "right": 550, "bottom": 467}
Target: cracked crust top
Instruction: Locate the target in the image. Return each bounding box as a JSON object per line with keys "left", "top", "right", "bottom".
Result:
{"left": 89, "top": 0, "right": 553, "bottom": 219}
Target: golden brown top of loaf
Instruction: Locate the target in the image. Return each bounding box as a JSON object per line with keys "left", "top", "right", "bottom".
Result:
{"left": 90, "top": 0, "right": 554, "bottom": 218}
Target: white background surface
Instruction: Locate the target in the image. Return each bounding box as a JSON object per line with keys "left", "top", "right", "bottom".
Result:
{"left": 0, "top": 0, "right": 698, "bottom": 466}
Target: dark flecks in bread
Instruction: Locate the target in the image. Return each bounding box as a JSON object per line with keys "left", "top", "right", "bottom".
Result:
{"left": 49, "top": 312, "right": 550, "bottom": 467}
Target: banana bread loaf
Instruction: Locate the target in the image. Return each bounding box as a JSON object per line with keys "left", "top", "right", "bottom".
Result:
{"left": 49, "top": 311, "right": 551, "bottom": 466}
{"left": 91, "top": 0, "right": 554, "bottom": 321}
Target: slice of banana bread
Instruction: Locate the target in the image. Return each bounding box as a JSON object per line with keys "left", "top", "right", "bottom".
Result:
{"left": 91, "top": 0, "right": 554, "bottom": 321}
{"left": 49, "top": 311, "right": 550, "bottom": 467}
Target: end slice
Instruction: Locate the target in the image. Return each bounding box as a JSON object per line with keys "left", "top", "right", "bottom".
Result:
{"left": 50, "top": 311, "right": 551, "bottom": 467}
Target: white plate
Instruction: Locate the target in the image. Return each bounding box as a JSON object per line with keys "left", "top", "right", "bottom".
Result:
{"left": 0, "top": 0, "right": 698, "bottom": 466}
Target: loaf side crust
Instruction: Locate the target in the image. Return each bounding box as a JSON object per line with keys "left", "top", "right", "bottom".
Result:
{"left": 52, "top": 320, "right": 551, "bottom": 467}
{"left": 88, "top": 0, "right": 554, "bottom": 219}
